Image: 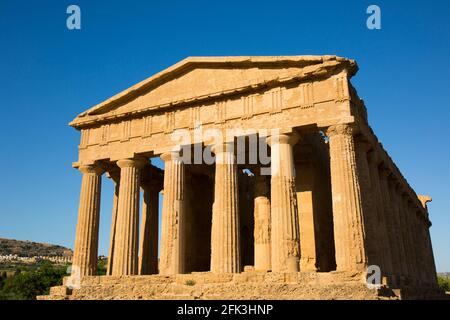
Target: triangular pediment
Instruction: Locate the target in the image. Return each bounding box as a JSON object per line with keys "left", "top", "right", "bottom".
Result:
{"left": 70, "top": 56, "right": 357, "bottom": 128}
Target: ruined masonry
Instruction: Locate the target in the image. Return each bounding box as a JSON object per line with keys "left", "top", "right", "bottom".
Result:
{"left": 40, "top": 56, "right": 441, "bottom": 300}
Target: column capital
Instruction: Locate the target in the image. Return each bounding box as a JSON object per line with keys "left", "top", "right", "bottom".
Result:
{"left": 79, "top": 164, "right": 104, "bottom": 175}
{"left": 325, "top": 123, "right": 358, "bottom": 138}
{"left": 418, "top": 195, "right": 432, "bottom": 211}
{"left": 160, "top": 150, "right": 182, "bottom": 162}
{"left": 266, "top": 132, "right": 300, "bottom": 147}
{"left": 117, "top": 157, "right": 147, "bottom": 169}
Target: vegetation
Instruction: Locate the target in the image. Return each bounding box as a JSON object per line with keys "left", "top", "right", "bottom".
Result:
{"left": 437, "top": 276, "right": 450, "bottom": 292}
{"left": 0, "top": 261, "right": 68, "bottom": 300}
{"left": 97, "top": 258, "right": 107, "bottom": 276}
{"left": 0, "top": 258, "right": 109, "bottom": 300}
{"left": 185, "top": 279, "right": 196, "bottom": 286}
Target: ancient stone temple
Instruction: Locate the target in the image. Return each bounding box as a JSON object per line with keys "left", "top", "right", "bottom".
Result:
{"left": 41, "top": 56, "right": 442, "bottom": 300}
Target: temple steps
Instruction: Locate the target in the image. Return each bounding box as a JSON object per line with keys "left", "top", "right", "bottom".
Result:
{"left": 39, "top": 271, "right": 404, "bottom": 300}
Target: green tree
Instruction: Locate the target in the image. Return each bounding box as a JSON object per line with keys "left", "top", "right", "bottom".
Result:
{"left": 437, "top": 276, "right": 450, "bottom": 292}
{"left": 97, "top": 259, "right": 107, "bottom": 275}
{"left": 0, "top": 261, "right": 66, "bottom": 300}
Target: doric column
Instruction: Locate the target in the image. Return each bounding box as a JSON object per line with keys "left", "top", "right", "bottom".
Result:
{"left": 412, "top": 209, "right": 428, "bottom": 285}
{"left": 296, "top": 160, "right": 318, "bottom": 272}
{"left": 394, "top": 187, "right": 413, "bottom": 280}
{"left": 326, "top": 124, "right": 366, "bottom": 271}
{"left": 367, "top": 153, "right": 393, "bottom": 277}
{"left": 403, "top": 197, "right": 420, "bottom": 283}
{"left": 423, "top": 221, "right": 438, "bottom": 286}
{"left": 253, "top": 174, "right": 271, "bottom": 271}
{"left": 266, "top": 133, "right": 300, "bottom": 272}
{"left": 379, "top": 167, "right": 402, "bottom": 281}
{"left": 399, "top": 193, "right": 417, "bottom": 281}
{"left": 138, "top": 183, "right": 160, "bottom": 275}
{"left": 354, "top": 140, "right": 381, "bottom": 268}
{"left": 388, "top": 179, "right": 409, "bottom": 278}
{"left": 210, "top": 142, "right": 241, "bottom": 273}
{"left": 111, "top": 157, "right": 147, "bottom": 276}
{"left": 417, "top": 197, "right": 438, "bottom": 286}
{"left": 72, "top": 164, "right": 103, "bottom": 276}
{"left": 106, "top": 170, "right": 120, "bottom": 276}
{"left": 159, "top": 151, "right": 186, "bottom": 275}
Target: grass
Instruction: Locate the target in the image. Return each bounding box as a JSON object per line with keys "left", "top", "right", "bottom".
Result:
{"left": 184, "top": 279, "right": 196, "bottom": 286}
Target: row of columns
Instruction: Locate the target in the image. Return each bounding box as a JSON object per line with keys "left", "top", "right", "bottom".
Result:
{"left": 333, "top": 124, "right": 437, "bottom": 286}
{"left": 72, "top": 133, "right": 304, "bottom": 277}
{"left": 71, "top": 124, "right": 436, "bottom": 287}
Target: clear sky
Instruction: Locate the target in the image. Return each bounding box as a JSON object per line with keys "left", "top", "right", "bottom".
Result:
{"left": 0, "top": 1, "right": 449, "bottom": 271}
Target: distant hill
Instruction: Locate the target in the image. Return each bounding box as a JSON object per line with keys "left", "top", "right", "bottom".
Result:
{"left": 0, "top": 238, "right": 72, "bottom": 257}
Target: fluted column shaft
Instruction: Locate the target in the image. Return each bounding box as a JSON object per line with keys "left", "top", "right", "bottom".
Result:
{"left": 111, "top": 158, "right": 146, "bottom": 276}
{"left": 423, "top": 223, "right": 438, "bottom": 286}
{"left": 412, "top": 209, "right": 428, "bottom": 285}
{"left": 388, "top": 180, "right": 409, "bottom": 278}
{"left": 210, "top": 142, "right": 241, "bottom": 273}
{"left": 394, "top": 188, "right": 412, "bottom": 279}
{"left": 354, "top": 141, "right": 381, "bottom": 268}
{"left": 72, "top": 164, "right": 103, "bottom": 276}
{"left": 367, "top": 154, "right": 393, "bottom": 276}
{"left": 267, "top": 133, "right": 300, "bottom": 272}
{"left": 326, "top": 124, "right": 366, "bottom": 271}
{"left": 138, "top": 184, "right": 160, "bottom": 275}
{"left": 379, "top": 168, "right": 402, "bottom": 280}
{"left": 159, "top": 151, "right": 186, "bottom": 275}
{"left": 398, "top": 193, "right": 417, "bottom": 281}
{"left": 106, "top": 175, "right": 119, "bottom": 275}
{"left": 253, "top": 175, "right": 271, "bottom": 271}
{"left": 403, "top": 197, "right": 420, "bottom": 282}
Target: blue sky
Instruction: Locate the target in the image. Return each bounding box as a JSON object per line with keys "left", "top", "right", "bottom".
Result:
{"left": 0, "top": 1, "right": 449, "bottom": 271}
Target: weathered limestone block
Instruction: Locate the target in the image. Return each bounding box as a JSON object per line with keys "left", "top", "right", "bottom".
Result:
{"left": 326, "top": 124, "right": 366, "bottom": 271}
{"left": 266, "top": 133, "right": 300, "bottom": 272}
{"left": 112, "top": 157, "right": 147, "bottom": 276}
{"left": 210, "top": 142, "right": 241, "bottom": 273}
{"left": 72, "top": 164, "right": 103, "bottom": 276}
